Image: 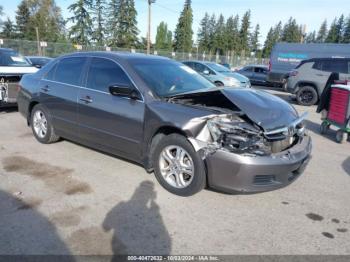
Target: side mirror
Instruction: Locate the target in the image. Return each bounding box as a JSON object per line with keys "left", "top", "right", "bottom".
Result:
{"left": 109, "top": 84, "right": 140, "bottom": 100}
{"left": 203, "top": 70, "right": 210, "bottom": 75}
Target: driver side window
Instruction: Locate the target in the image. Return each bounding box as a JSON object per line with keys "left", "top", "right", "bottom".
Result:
{"left": 87, "top": 58, "right": 132, "bottom": 92}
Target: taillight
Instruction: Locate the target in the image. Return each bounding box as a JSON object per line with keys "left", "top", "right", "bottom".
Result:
{"left": 16, "top": 84, "right": 22, "bottom": 92}
{"left": 290, "top": 70, "right": 298, "bottom": 77}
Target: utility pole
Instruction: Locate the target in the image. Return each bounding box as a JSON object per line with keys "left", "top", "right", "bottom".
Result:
{"left": 35, "top": 27, "right": 41, "bottom": 56}
{"left": 147, "top": 0, "right": 155, "bottom": 54}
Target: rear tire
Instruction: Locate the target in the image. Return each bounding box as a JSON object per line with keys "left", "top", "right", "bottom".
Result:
{"left": 31, "top": 104, "right": 60, "bottom": 144}
{"left": 296, "top": 86, "right": 318, "bottom": 106}
{"left": 152, "top": 134, "right": 206, "bottom": 196}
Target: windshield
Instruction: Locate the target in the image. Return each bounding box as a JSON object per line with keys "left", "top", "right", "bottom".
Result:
{"left": 131, "top": 60, "right": 216, "bottom": 97}
{"left": 0, "top": 50, "right": 32, "bottom": 67}
{"left": 206, "top": 62, "right": 231, "bottom": 73}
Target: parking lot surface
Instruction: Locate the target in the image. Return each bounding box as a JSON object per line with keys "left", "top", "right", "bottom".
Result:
{"left": 0, "top": 87, "right": 349, "bottom": 255}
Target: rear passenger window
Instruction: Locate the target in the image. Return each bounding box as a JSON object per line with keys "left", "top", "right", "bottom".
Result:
{"left": 322, "top": 60, "right": 348, "bottom": 74}
{"left": 55, "top": 57, "right": 86, "bottom": 86}
{"left": 312, "top": 61, "right": 323, "bottom": 70}
{"left": 87, "top": 58, "right": 132, "bottom": 92}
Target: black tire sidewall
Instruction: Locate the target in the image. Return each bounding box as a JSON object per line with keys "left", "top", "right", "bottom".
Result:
{"left": 30, "top": 104, "right": 53, "bottom": 144}
{"left": 297, "top": 86, "right": 318, "bottom": 106}
{"left": 152, "top": 134, "right": 206, "bottom": 196}
{"left": 215, "top": 81, "right": 224, "bottom": 87}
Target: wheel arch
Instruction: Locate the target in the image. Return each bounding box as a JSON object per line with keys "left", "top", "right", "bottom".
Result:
{"left": 296, "top": 81, "right": 320, "bottom": 96}
{"left": 144, "top": 125, "right": 188, "bottom": 171}
{"left": 27, "top": 100, "right": 40, "bottom": 125}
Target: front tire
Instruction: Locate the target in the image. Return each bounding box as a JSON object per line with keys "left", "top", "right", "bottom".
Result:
{"left": 152, "top": 134, "right": 206, "bottom": 196}
{"left": 336, "top": 130, "right": 346, "bottom": 144}
{"left": 31, "top": 104, "right": 60, "bottom": 144}
{"left": 296, "top": 86, "right": 318, "bottom": 106}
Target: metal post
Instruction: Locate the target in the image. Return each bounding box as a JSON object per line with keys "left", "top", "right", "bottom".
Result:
{"left": 147, "top": 0, "right": 155, "bottom": 55}
{"left": 35, "top": 27, "right": 41, "bottom": 56}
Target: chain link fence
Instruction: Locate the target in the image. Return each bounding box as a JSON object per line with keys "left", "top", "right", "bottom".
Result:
{"left": 0, "top": 38, "right": 269, "bottom": 68}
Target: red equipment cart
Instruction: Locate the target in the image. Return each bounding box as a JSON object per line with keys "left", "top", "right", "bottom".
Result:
{"left": 320, "top": 84, "right": 350, "bottom": 143}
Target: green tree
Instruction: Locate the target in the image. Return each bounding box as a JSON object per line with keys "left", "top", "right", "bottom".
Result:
{"left": 239, "top": 10, "right": 251, "bottom": 52}
{"left": 316, "top": 20, "right": 328, "bottom": 43}
{"left": 250, "top": 24, "right": 260, "bottom": 53}
{"left": 281, "top": 17, "right": 302, "bottom": 42}
{"left": 197, "top": 12, "right": 210, "bottom": 52}
{"left": 15, "top": 0, "right": 31, "bottom": 39}
{"left": 155, "top": 22, "right": 172, "bottom": 51}
{"left": 92, "top": 0, "right": 106, "bottom": 45}
{"left": 1, "top": 18, "right": 16, "bottom": 38}
{"left": 213, "top": 14, "right": 226, "bottom": 55}
{"left": 25, "top": 0, "right": 65, "bottom": 42}
{"left": 305, "top": 31, "right": 316, "bottom": 43}
{"left": 343, "top": 16, "right": 350, "bottom": 43}
{"left": 68, "top": 0, "right": 93, "bottom": 45}
{"left": 336, "top": 14, "right": 345, "bottom": 42}
{"left": 107, "top": 0, "right": 139, "bottom": 48}
{"left": 225, "top": 15, "right": 239, "bottom": 53}
{"left": 174, "top": 0, "right": 193, "bottom": 52}
{"left": 262, "top": 22, "right": 282, "bottom": 58}
{"left": 325, "top": 18, "right": 338, "bottom": 43}
{"left": 207, "top": 14, "right": 216, "bottom": 53}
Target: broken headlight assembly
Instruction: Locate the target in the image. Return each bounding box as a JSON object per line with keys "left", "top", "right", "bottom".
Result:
{"left": 206, "top": 115, "right": 301, "bottom": 156}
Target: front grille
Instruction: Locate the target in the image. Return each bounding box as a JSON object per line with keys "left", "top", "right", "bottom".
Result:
{"left": 253, "top": 175, "right": 276, "bottom": 185}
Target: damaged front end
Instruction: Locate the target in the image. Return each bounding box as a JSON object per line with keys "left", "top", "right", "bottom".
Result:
{"left": 189, "top": 112, "right": 307, "bottom": 158}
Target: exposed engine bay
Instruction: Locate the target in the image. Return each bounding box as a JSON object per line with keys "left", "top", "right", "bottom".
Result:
{"left": 169, "top": 90, "right": 307, "bottom": 157}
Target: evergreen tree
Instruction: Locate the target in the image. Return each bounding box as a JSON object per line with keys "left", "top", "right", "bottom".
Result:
{"left": 213, "top": 14, "right": 226, "bottom": 55}
{"left": 197, "top": 12, "right": 210, "bottom": 52}
{"left": 305, "top": 31, "right": 316, "bottom": 43}
{"left": 174, "top": 0, "right": 193, "bottom": 52}
{"left": 325, "top": 18, "right": 338, "bottom": 43}
{"left": 225, "top": 15, "right": 239, "bottom": 53}
{"left": 68, "top": 0, "right": 93, "bottom": 45}
{"left": 343, "top": 16, "right": 350, "bottom": 43}
{"left": 0, "top": 5, "right": 3, "bottom": 25}
{"left": 1, "top": 18, "right": 16, "bottom": 38}
{"left": 15, "top": 1, "right": 31, "bottom": 39}
{"left": 316, "top": 20, "right": 328, "bottom": 43}
{"left": 92, "top": 0, "right": 106, "bottom": 46}
{"left": 155, "top": 22, "right": 172, "bottom": 51}
{"left": 336, "top": 14, "right": 345, "bottom": 42}
{"left": 207, "top": 14, "right": 216, "bottom": 53}
{"left": 262, "top": 22, "right": 282, "bottom": 58}
{"left": 239, "top": 10, "right": 251, "bottom": 52}
{"left": 281, "top": 17, "right": 302, "bottom": 42}
{"left": 107, "top": 0, "right": 139, "bottom": 48}
{"left": 250, "top": 24, "right": 260, "bottom": 52}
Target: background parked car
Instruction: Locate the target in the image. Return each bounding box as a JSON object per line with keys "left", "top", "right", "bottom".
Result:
{"left": 26, "top": 56, "right": 53, "bottom": 68}
{"left": 183, "top": 61, "right": 251, "bottom": 88}
{"left": 237, "top": 65, "right": 270, "bottom": 86}
{"left": 268, "top": 43, "right": 350, "bottom": 90}
{"left": 287, "top": 58, "right": 350, "bottom": 106}
{"left": 0, "top": 48, "right": 38, "bottom": 106}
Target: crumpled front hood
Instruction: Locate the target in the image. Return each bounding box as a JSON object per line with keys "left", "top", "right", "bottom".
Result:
{"left": 221, "top": 88, "right": 298, "bottom": 131}
{"left": 221, "top": 72, "right": 249, "bottom": 83}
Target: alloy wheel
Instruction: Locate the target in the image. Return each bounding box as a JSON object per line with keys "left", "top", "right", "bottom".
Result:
{"left": 33, "top": 110, "right": 48, "bottom": 138}
{"left": 159, "top": 145, "right": 194, "bottom": 189}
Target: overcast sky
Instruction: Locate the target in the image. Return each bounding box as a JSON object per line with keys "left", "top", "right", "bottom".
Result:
{"left": 1, "top": 0, "right": 349, "bottom": 43}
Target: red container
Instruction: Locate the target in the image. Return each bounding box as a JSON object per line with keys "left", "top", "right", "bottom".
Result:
{"left": 327, "top": 85, "right": 350, "bottom": 126}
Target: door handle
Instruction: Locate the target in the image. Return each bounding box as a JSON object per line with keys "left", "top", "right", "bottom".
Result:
{"left": 41, "top": 85, "right": 50, "bottom": 92}
{"left": 316, "top": 74, "right": 325, "bottom": 77}
{"left": 80, "top": 96, "right": 93, "bottom": 104}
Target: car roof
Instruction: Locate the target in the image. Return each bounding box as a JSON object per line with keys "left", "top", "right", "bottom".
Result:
{"left": 60, "top": 51, "right": 171, "bottom": 63}
{"left": 0, "top": 48, "right": 15, "bottom": 53}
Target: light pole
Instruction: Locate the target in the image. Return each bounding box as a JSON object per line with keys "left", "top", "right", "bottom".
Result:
{"left": 147, "top": 0, "right": 155, "bottom": 54}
